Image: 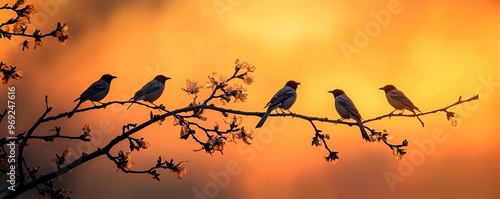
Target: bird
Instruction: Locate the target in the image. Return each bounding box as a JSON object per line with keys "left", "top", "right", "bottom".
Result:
{"left": 127, "top": 75, "right": 171, "bottom": 109}
{"left": 328, "top": 89, "right": 370, "bottom": 142}
{"left": 255, "top": 80, "right": 300, "bottom": 128}
{"left": 379, "top": 84, "right": 424, "bottom": 127}
{"left": 68, "top": 74, "right": 117, "bottom": 118}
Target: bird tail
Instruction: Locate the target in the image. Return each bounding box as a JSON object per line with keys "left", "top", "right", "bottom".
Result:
{"left": 256, "top": 110, "right": 271, "bottom": 128}
{"left": 412, "top": 110, "right": 424, "bottom": 127}
{"left": 126, "top": 101, "right": 134, "bottom": 110}
{"left": 357, "top": 119, "right": 370, "bottom": 142}
{"left": 68, "top": 101, "right": 82, "bottom": 118}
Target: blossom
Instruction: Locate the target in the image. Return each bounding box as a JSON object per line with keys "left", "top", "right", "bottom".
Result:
{"left": 179, "top": 125, "right": 190, "bottom": 139}
{"left": 223, "top": 115, "right": 243, "bottom": 128}
{"left": 34, "top": 40, "right": 43, "bottom": 49}
{"left": 187, "top": 96, "right": 205, "bottom": 120}
{"left": 62, "top": 146, "right": 71, "bottom": 157}
{"left": 208, "top": 136, "right": 226, "bottom": 154}
{"left": 82, "top": 124, "right": 91, "bottom": 133}
{"left": 181, "top": 79, "right": 202, "bottom": 95}
{"left": 136, "top": 138, "right": 150, "bottom": 150}
{"left": 1, "top": 62, "right": 23, "bottom": 84}
{"left": 193, "top": 136, "right": 227, "bottom": 155}
{"left": 224, "top": 84, "right": 248, "bottom": 102}
{"left": 54, "top": 22, "right": 69, "bottom": 45}
{"left": 311, "top": 136, "right": 322, "bottom": 147}
{"left": 28, "top": 166, "right": 40, "bottom": 180}
{"left": 12, "top": 17, "right": 29, "bottom": 34}
{"left": 206, "top": 72, "right": 227, "bottom": 89}
{"left": 234, "top": 128, "right": 253, "bottom": 145}
{"left": 118, "top": 150, "right": 133, "bottom": 170}
{"left": 173, "top": 117, "right": 180, "bottom": 126}
{"left": 58, "top": 189, "right": 72, "bottom": 196}
{"left": 20, "top": 40, "right": 29, "bottom": 51}
{"left": 235, "top": 59, "right": 256, "bottom": 72}
{"left": 325, "top": 151, "right": 339, "bottom": 165}
{"left": 172, "top": 161, "right": 188, "bottom": 180}
{"left": 129, "top": 137, "right": 151, "bottom": 151}
{"left": 446, "top": 111, "right": 459, "bottom": 126}
{"left": 370, "top": 129, "right": 392, "bottom": 146}
{"left": 18, "top": 5, "right": 37, "bottom": 19}
{"left": 53, "top": 146, "right": 71, "bottom": 169}
{"left": 81, "top": 124, "right": 92, "bottom": 141}
{"left": 392, "top": 147, "right": 406, "bottom": 160}
{"left": 242, "top": 72, "right": 254, "bottom": 85}
{"left": 220, "top": 93, "right": 231, "bottom": 104}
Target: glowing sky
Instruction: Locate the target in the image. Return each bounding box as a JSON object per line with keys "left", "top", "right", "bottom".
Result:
{"left": 1, "top": 0, "right": 500, "bottom": 198}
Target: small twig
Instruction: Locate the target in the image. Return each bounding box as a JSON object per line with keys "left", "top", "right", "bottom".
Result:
{"left": 308, "top": 120, "right": 332, "bottom": 152}
{"left": 17, "top": 96, "right": 53, "bottom": 188}
{"left": 0, "top": 109, "right": 7, "bottom": 123}
{"left": 364, "top": 95, "right": 479, "bottom": 123}
{"left": 202, "top": 68, "right": 240, "bottom": 105}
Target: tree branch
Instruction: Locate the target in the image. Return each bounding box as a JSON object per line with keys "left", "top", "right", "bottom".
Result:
{"left": 0, "top": 108, "right": 6, "bottom": 123}
{"left": 363, "top": 95, "right": 479, "bottom": 123}
{"left": 17, "top": 96, "right": 52, "bottom": 187}
{"left": 1, "top": 57, "right": 480, "bottom": 198}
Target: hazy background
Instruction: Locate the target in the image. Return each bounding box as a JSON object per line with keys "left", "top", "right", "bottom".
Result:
{"left": 1, "top": 0, "right": 500, "bottom": 198}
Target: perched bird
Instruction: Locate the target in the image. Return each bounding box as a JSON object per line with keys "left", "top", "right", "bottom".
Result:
{"left": 256, "top": 80, "right": 300, "bottom": 128}
{"left": 127, "top": 75, "right": 171, "bottom": 109}
{"left": 379, "top": 84, "right": 424, "bottom": 127}
{"left": 68, "top": 74, "right": 117, "bottom": 118}
{"left": 328, "top": 89, "right": 370, "bottom": 142}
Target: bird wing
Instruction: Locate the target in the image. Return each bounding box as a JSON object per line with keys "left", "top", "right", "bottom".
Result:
{"left": 76, "top": 80, "right": 107, "bottom": 102}
{"left": 132, "top": 80, "right": 162, "bottom": 100}
{"left": 388, "top": 90, "right": 419, "bottom": 111}
{"left": 265, "top": 86, "right": 296, "bottom": 110}
{"left": 337, "top": 95, "right": 362, "bottom": 120}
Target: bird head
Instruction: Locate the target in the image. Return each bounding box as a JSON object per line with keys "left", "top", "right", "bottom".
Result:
{"left": 101, "top": 74, "right": 117, "bottom": 83}
{"left": 327, "top": 89, "right": 345, "bottom": 97}
{"left": 285, "top": 80, "right": 301, "bottom": 90}
{"left": 154, "top": 75, "right": 171, "bottom": 84}
{"left": 379, "top": 84, "right": 396, "bottom": 93}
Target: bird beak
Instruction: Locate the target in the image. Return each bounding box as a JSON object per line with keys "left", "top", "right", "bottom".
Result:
{"left": 378, "top": 87, "right": 383, "bottom": 90}
{"left": 327, "top": 90, "right": 333, "bottom": 94}
{"left": 166, "top": 77, "right": 171, "bottom": 80}
{"left": 112, "top": 76, "right": 117, "bottom": 79}
{"left": 296, "top": 82, "right": 301, "bottom": 85}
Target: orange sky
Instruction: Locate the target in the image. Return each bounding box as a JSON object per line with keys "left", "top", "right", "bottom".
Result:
{"left": 1, "top": 0, "right": 500, "bottom": 198}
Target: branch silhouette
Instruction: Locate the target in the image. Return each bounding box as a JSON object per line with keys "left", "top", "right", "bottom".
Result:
{"left": 0, "top": 1, "right": 481, "bottom": 198}
{"left": 0, "top": 57, "right": 479, "bottom": 199}
{"left": 0, "top": 1, "right": 69, "bottom": 84}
